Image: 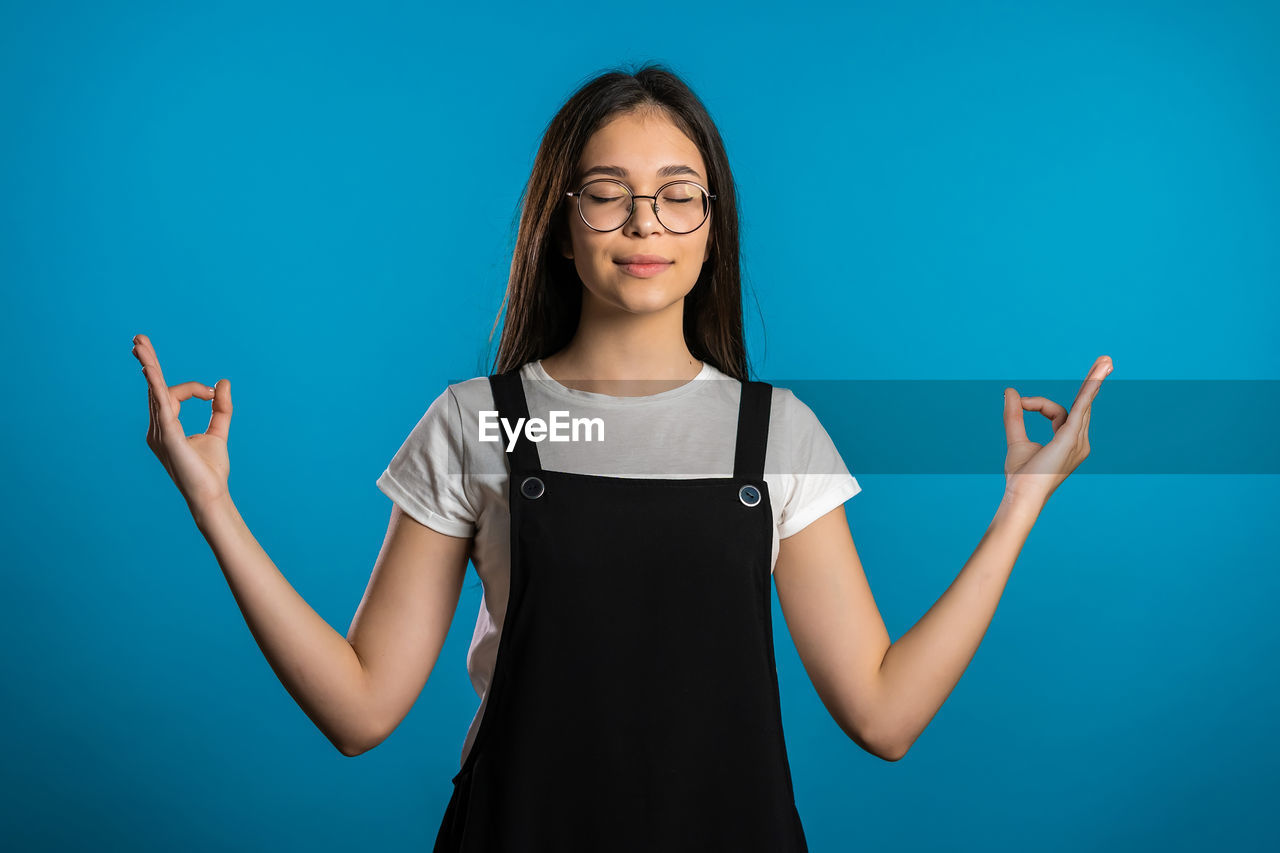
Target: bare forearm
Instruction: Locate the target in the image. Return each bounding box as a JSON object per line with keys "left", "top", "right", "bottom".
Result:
{"left": 873, "top": 491, "right": 1043, "bottom": 759}
{"left": 192, "top": 495, "right": 373, "bottom": 756}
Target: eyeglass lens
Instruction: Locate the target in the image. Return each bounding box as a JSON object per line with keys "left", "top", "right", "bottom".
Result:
{"left": 577, "top": 180, "right": 710, "bottom": 233}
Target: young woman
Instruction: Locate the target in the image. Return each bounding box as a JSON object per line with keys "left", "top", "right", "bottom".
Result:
{"left": 131, "top": 64, "right": 1111, "bottom": 852}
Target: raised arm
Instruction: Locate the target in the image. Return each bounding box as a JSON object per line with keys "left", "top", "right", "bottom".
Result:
{"left": 775, "top": 356, "right": 1112, "bottom": 762}
{"left": 133, "top": 333, "right": 470, "bottom": 756}
{"left": 344, "top": 506, "right": 471, "bottom": 754}
{"left": 773, "top": 504, "right": 895, "bottom": 760}
{"left": 193, "top": 498, "right": 469, "bottom": 756}
{"left": 775, "top": 497, "right": 1039, "bottom": 762}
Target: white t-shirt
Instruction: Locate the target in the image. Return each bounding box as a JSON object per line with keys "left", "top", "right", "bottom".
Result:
{"left": 376, "top": 358, "right": 861, "bottom": 769}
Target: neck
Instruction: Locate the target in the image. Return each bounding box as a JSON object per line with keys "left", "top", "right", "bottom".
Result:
{"left": 541, "top": 297, "right": 703, "bottom": 396}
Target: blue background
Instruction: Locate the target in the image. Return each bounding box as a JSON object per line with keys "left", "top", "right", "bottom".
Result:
{"left": 3, "top": 0, "right": 1278, "bottom": 850}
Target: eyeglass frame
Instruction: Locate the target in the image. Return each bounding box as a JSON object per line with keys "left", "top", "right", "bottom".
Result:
{"left": 565, "top": 178, "right": 717, "bottom": 234}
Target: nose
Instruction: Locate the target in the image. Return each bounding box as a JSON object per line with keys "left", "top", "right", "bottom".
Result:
{"left": 623, "top": 195, "right": 663, "bottom": 235}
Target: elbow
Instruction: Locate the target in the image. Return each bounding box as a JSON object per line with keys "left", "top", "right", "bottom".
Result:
{"left": 337, "top": 741, "right": 368, "bottom": 758}
{"left": 861, "top": 721, "right": 911, "bottom": 762}
{"left": 877, "top": 740, "right": 909, "bottom": 762}
{"left": 334, "top": 723, "right": 388, "bottom": 758}
{"left": 864, "top": 734, "right": 908, "bottom": 762}
{"left": 841, "top": 717, "right": 908, "bottom": 762}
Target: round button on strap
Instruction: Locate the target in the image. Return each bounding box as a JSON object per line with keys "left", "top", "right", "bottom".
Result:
{"left": 739, "top": 484, "right": 761, "bottom": 507}
{"left": 520, "top": 476, "right": 545, "bottom": 500}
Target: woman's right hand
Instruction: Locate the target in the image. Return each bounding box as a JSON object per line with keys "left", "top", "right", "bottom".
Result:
{"left": 132, "top": 333, "right": 232, "bottom": 514}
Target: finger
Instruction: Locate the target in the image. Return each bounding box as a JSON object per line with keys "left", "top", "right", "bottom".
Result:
{"left": 1019, "top": 396, "right": 1069, "bottom": 431}
{"left": 136, "top": 335, "right": 163, "bottom": 447}
{"left": 132, "top": 333, "right": 158, "bottom": 370}
{"left": 135, "top": 340, "right": 177, "bottom": 422}
{"left": 146, "top": 366, "right": 159, "bottom": 445}
{"left": 206, "top": 378, "right": 232, "bottom": 440}
{"left": 162, "top": 380, "right": 214, "bottom": 425}
{"left": 133, "top": 334, "right": 156, "bottom": 367}
{"left": 144, "top": 365, "right": 176, "bottom": 449}
{"left": 1066, "top": 355, "right": 1113, "bottom": 429}
{"left": 1003, "top": 387, "right": 1029, "bottom": 444}
{"left": 170, "top": 381, "right": 216, "bottom": 404}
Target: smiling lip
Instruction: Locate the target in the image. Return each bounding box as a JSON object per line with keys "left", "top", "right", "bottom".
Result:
{"left": 616, "top": 254, "right": 672, "bottom": 264}
{"left": 616, "top": 261, "right": 672, "bottom": 278}
{"left": 615, "top": 255, "right": 673, "bottom": 278}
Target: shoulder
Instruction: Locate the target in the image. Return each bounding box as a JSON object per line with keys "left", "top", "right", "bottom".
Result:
{"left": 694, "top": 366, "right": 821, "bottom": 440}
{"left": 435, "top": 369, "right": 528, "bottom": 425}
{"left": 443, "top": 374, "right": 496, "bottom": 409}
{"left": 767, "top": 384, "right": 819, "bottom": 433}
{"left": 763, "top": 383, "right": 847, "bottom": 468}
{"left": 395, "top": 375, "right": 494, "bottom": 448}
{"left": 443, "top": 363, "right": 540, "bottom": 411}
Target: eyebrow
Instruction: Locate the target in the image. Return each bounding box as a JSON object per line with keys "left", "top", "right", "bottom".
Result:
{"left": 578, "top": 163, "right": 704, "bottom": 182}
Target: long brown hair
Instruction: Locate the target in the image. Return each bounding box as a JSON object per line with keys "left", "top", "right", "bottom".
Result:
{"left": 486, "top": 62, "right": 759, "bottom": 382}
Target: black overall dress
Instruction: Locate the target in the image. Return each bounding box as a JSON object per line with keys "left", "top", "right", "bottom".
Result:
{"left": 432, "top": 367, "right": 809, "bottom": 852}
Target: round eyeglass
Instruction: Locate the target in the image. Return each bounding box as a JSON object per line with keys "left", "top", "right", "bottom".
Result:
{"left": 565, "top": 179, "right": 716, "bottom": 234}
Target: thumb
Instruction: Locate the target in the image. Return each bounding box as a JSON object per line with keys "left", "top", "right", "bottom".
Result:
{"left": 207, "top": 378, "right": 233, "bottom": 440}
{"left": 1003, "top": 387, "right": 1029, "bottom": 444}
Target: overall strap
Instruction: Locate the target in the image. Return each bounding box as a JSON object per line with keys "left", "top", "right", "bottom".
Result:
{"left": 732, "top": 380, "right": 773, "bottom": 480}
{"left": 487, "top": 367, "right": 543, "bottom": 474}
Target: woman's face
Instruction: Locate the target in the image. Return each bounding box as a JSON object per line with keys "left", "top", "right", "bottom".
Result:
{"left": 561, "top": 109, "right": 713, "bottom": 317}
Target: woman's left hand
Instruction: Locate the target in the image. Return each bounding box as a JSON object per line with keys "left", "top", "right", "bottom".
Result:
{"left": 1002, "top": 354, "right": 1113, "bottom": 508}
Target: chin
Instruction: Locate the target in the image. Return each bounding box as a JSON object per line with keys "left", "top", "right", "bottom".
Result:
{"left": 605, "top": 293, "right": 681, "bottom": 316}
{"left": 586, "top": 279, "right": 691, "bottom": 315}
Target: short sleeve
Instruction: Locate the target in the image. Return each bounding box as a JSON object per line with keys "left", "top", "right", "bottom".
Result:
{"left": 376, "top": 386, "right": 477, "bottom": 538}
{"left": 775, "top": 388, "right": 862, "bottom": 539}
